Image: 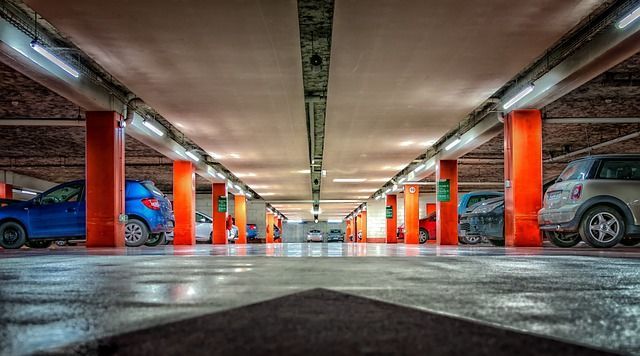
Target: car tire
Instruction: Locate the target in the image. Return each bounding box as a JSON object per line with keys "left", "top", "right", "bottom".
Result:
{"left": 26, "top": 240, "right": 53, "bottom": 248}
{"left": 488, "top": 238, "right": 504, "bottom": 247}
{"left": 55, "top": 240, "right": 67, "bottom": 247}
{"left": 419, "top": 228, "right": 429, "bottom": 244}
{"left": 0, "top": 222, "right": 27, "bottom": 249}
{"left": 460, "top": 234, "right": 481, "bottom": 245}
{"left": 579, "top": 206, "right": 625, "bottom": 248}
{"left": 545, "top": 231, "right": 581, "bottom": 248}
{"left": 144, "top": 232, "right": 166, "bottom": 247}
{"left": 620, "top": 238, "right": 640, "bottom": 246}
{"left": 125, "top": 219, "right": 149, "bottom": 247}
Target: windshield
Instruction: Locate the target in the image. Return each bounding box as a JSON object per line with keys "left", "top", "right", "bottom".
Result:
{"left": 557, "top": 160, "right": 592, "bottom": 182}
{"left": 330, "top": 229, "right": 341, "bottom": 233}
{"left": 310, "top": 230, "right": 321, "bottom": 233}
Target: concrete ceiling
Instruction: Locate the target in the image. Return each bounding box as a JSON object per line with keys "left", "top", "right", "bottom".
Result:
{"left": 322, "top": 0, "right": 605, "bottom": 203}
{"left": 24, "top": 0, "right": 311, "bottom": 206}
{"left": 3, "top": 0, "right": 638, "bottom": 222}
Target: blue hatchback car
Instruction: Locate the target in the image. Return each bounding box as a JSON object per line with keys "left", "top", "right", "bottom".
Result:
{"left": 0, "top": 180, "right": 174, "bottom": 249}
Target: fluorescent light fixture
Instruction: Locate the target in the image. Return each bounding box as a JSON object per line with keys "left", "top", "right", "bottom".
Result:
{"left": 502, "top": 83, "right": 535, "bottom": 110}
{"left": 209, "top": 152, "right": 222, "bottom": 159}
{"left": 216, "top": 172, "right": 226, "bottom": 180}
{"left": 322, "top": 170, "right": 327, "bottom": 177}
{"left": 287, "top": 219, "right": 303, "bottom": 224}
{"left": 296, "top": 169, "right": 311, "bottom": 174}
{"left": 385, "top": 188, "right": 392, "bottom": 194}
{"left": 314, "top": 219, "right": 319, "bottom": 224}
{"left": 174, "top": 150, "right": 186, "bottom": 158}
{"left": 142, "top": 120, "right": 165, "bottom": 136}
{"left": 328, "top": 219, "right": 342, "bottom": 223}
{"left": 207, "top": 167, "right": 217, "bottom": 177}
{"left": 229, "top": 153, "right": 240, "bottom": 159}
{"left": 392, "top": 184, "right": 398, "bottom": 191}
{"left": 375, "top": 195, "right": 382, "bottom": 200}
{"left": 618, "top": 5, "right": 640, "bottom": 29}
{"left": 333, "top": 178, "right": 367, "bottom": 183}
{"left": 445, "top": 137, "right": 461, "bottom": 151}
{"left": 30, "top": 40, "right": 79, "bottom": 78}
{"left": 399, "top": 140, "right": 414, "bottom": 147}
{"left": 20, "top": 189, "right": 38, "bottom": 196}
{"left": 233, "top": 184, "right": 242, "bottom": 191}
{"left": 185, "top": 151, "right": 200, "bottom": 162}
{"left": 311, "top": 208, "right": 322, "bottom": 215}
{"left": 398, "top": 177, "right": 407, "bottom": 184}
{"left": 426, "top": 161, "right": 435, "bottom": 169}
{"left": 414, "top": 163, "right": 426, "bottom": 173}
{"left": 245, "top": 192, "right": 252, "bottom": 198}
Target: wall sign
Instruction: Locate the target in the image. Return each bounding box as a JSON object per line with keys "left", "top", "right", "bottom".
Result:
{"left": 386, "top": 206, "right": 394, "bottom": 219}
{"left": 437, "top": 179, "right": 450, "bottom": 202}
{"left": 409, "top": 186, "right": 417, "bottom": 194}
{"left": 217, "top": 196, "right": 227, "bottom": 213}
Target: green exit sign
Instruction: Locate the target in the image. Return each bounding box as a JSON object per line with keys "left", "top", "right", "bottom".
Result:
{"left": 217, "top": 196, "right": 227, "bottom": 213}
{"left": 386, "top": 206, "right": 393, "bottom": 219}
{"left": 437, "top": 179, "right": 450, "bottom": 202}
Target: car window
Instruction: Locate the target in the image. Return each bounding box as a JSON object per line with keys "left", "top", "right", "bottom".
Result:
{"left": 466, "top": 195, "right": 499, "bottom": 208}
{"left": 426, "top": 212, "right": 436, "bottom": 221}
{"left": 597, "top": 160, "right": 640, "bottom": 180}
{"left": 142, "top": 181, "right": 164, "bottom": 196}
{"left": 558, "top": 160, "right": 592, "bottom": 182}
{"left": 40, "top": 183, "right": 83, "bottom": 205}
{"left": 195, "top": 213, "right": 211, "bottom": 223}
{"left": 330, "top": 229, "right": 341, "bottom": 233}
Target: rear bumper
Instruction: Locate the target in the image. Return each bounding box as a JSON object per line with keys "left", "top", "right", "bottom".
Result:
{"left": 538, "top": 205, "right": 580, "bottom": 233}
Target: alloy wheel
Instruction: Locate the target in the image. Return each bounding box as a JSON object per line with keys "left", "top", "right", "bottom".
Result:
{"left": 2, "top": 228, "right": 18, "bottom": 245}
{"left": 125, "top": 223, "right": 144, "bottom": 243}
{"left": 588, "top": 212, "right": 620, "bottom": 244}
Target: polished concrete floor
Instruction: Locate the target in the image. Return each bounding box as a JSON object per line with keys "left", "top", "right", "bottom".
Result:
{"left": 1, "top": 242, "right": 639, "bottom": 355}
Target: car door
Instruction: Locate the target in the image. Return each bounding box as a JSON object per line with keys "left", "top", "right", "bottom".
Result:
{"left": 28, "top": 182, "right": 84, "bottom": 238}
{"left": 195, "top": 212, "right": 212, "bottom": 239}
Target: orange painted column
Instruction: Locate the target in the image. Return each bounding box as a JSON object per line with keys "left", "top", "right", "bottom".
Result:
{"left": 361, "top": 210, "right": 368, "bottom": 243}
{"left": 212, "top": 183, "right": 228, "bottom": 244}
{"left": 355, "top": 213, "right": 362, "bottom": 242}
{"left": 386, "top": 194, "right": 397, "bottom": 243}
{"left": 436, "top": 160, "right": 458, "bottom": 245}
{"left": 277, "top": 217, "right": 283, "bottom": 243}
{"left": 404, "top": 184, "right": 420, "bottom": 244}
{"left": 504, "top": 109, "right": 543, "bottom": 247}
{"left": 234, "top": 194, "right": 247, "bottom": 244}
{"left": 173, "top": 161, "right": 196, "bottom": 245}
{"left": 85, "top": 111, "right": 125, "bottom": 247}
{"left": 426, "top": 203, "right": 436, "bottom": 216}
{"left": 266, "top": 212, "right": 274, "bottom": 243}
{"left": 0, "top": 183, "right": 13, "bottom": 199}
{"left": 345, "top": 219, "right": 352, "bottom": 243}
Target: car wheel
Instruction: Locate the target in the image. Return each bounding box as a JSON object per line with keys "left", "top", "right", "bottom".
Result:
{"left": 460, "top": 234, "right": 481, "bottom": 245}
{"left": 545, "top": 231, "right": 581, "bottom": 248}
{"left": 418, "top": 228, "right": 428, "bottom": 244}
{"left": 144, "top": 232, "right": 166, "bottom": 247}
{"left": 26, "top": 240, "right": 53, "bottom": 248}
{"left": 0, "top": 222, "right": 27, "bottom": 249}
{"left": 488, "top": 238, "right": 504, "bottom": 247}
{"left": 55, "top": 240, "right": 67, "bottom": 247}
{"left": 620, "top": 238, "right": 640, "bottom": 246}
{"left": 125, "top": 219, "right": 149, "bottom": 247}
{"left": 579, "top": 206, "right": 625, "bottom": 248}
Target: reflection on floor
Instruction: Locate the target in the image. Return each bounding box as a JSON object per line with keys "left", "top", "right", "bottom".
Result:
{"left": 0, "top": 242, "right": 639, "bottom": 355}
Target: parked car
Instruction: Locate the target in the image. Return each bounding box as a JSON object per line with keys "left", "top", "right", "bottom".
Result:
{"left": 397, "top": 212, "right": 436, "bottom": 244}
{"left": 327, "top": 229, "right": 344, "bottom": 242}
{"left": 0, "top": 180, "right": 174, "bottom": 249}
{"left": 247, "top": 223, "right": 259, "bottom": 240}
{"left": 165, "top": 211, "right": 214, "bottom": 244}
{"left": 459, "top": 197, "right": 505, "bottom": 246}
{"left": 307, "top": 229, "right": 323, "bottom": 242}
{"left": 539, "top": 154, "right": 640, "bottom": 248}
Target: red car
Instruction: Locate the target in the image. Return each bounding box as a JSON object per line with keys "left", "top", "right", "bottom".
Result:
{"left": 397, "top": 212, "right": 436, "bottom": 244}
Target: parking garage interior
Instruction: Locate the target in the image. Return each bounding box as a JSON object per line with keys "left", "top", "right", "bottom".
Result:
{"left": 1, "top": 0, "right": 640, "bottom": 355}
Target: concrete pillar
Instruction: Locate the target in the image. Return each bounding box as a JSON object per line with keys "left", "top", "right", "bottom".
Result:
{"left": 212, "top": 183, "right": 228, "bottom": 244}
{"left": 346, "top": 219, "right": 353, "bottom": 243}
{"left": 386, "top": 195, "right": 397, "bottom": 243}
{"left": 436, "top": 160, "right": 458, "bottom": 245}
{"left": 173, "top": 161, "right": 196, "bottom": 245}
{"left": 85, "top": 111, "right": 125, "bottom": 247}
{"left": 504, "top": 109, "right": 543, "bottom": 246}
{"left": 234, "top": 194, "right": 247, "bottom": 244}
{"left": 277, "top": 217, "right": 283, "bottom": 243}
{"left": 361, "top": 210, "right": 368, "bottom": 243}
{"left": 403, "top": 184, "right": 420, "bottom": 244}
{"left": 266, "top": 212, "right": 274, "bottom": 243}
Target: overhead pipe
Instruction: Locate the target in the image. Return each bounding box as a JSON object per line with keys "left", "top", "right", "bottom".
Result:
{"left": 544, "top": 117, "right": 640, "bottom": 124}
{"left": 545, "top": 131, "right": 640, "bottom": 163}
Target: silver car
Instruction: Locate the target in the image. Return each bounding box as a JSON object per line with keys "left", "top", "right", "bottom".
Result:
{"left": 538, "top": 154, "right": 640, "bottom": 248}
{"left": 165, "top": 211, "right": 213, "bottom": 243}
{"left": 307, "top": 229, "right": 323, "bottom": 242}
